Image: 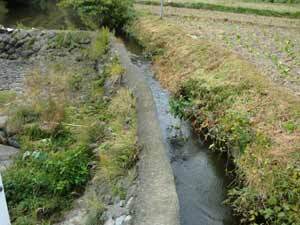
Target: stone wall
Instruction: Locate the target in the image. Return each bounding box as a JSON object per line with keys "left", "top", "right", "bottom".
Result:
{"left": 0, "top": 28, "right": 46, "bottom": 60}
{"left": 0, "top": 26, "right": 92, "bottom": 92}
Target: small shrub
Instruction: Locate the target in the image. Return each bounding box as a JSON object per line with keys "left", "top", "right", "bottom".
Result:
{"left": 59, "top": 0, "right": 135, "bottom": 30}
{"left": 4, "top": 145, "right": 90, "bottom": 222}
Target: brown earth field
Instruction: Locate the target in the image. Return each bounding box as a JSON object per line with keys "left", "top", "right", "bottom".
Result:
{"left": 136, "top": 4, "right": 300, "bottom": 95}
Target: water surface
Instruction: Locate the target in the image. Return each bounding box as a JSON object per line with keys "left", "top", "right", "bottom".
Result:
{"left": 122, "top": 37, "right": 238, "bottom": 225}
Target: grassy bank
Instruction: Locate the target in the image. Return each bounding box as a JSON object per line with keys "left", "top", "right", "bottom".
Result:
{"left": 1, "top": 30, "right": 138, "bottom": 225}
{"left": 129, "top": 16, "right": 300, "bottom": 224}
{"left": 136, "top": 0, "right": 300, "bottom": 18}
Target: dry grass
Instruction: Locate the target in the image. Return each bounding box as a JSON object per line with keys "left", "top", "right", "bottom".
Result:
{"left": 98, "top": 88, "right": 137, "bottom": 180}
{"left": 138, "top": 0, "right": 300, "bottom": 13}
{"left": 136, "top": 5, "right": 300, "bottom": 94}
{"left": 133, "top": 15, "right": 300, "bottom": 159}
{"left": 130, "top": 16, "right": 300, "bottom": 223}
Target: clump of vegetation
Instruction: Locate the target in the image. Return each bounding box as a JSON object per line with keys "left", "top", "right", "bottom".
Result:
{"left": 130, "top": 17, "right": 300, "bottom": 224}
{"left": 48, "top": 31, "right": 91, "bottom": 49}
{"left": 4, "top": 67, "right": 93, "bottom": 224}
{"left": 87, "top": 28, "right": 110, "bottom": 60}
{"left": 59, "top": 0, "right": 135, "bottom": 30}
{"left": 98, "top": 88, "right": 138, "bottom": 180}
{"left": 2, "top": 30, "right": 138, "bottom": 225}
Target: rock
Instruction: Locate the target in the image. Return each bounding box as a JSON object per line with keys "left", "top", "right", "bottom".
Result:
{"left": 79, "top": 38, "right": 91, "bottom": 45}
{"left": 0, "top": 116, "right": 8, "bottom": 130}
{"left": 119, "top": 200, "right": 125, "bottom": 208}
{"left": 89, "top": 143, "right": 98, "bottom": 149}
{"left": 125, "top": 197, "right": 134, "bottom": 210}
{"left": 7, "top": 47, "right": 15, "bottom": 55}
{"left": 104, "top": 217, "right": 114, "bottom": 225}
{"left": 0, "top": 131, "right": 7, "bottom": 145}
{"left": 0, "top": 35, "right": 10, "bottom": 44}
{"left": 21, "top": 50, "right": 34, "bottom": 58}
{"left": 0, "top": 42, "right": 5, "bottom": 50}
{"left": 47, "top": 31, "right": 56, "bottom": 39}
{"left": 0, "top": 144, "right": 19, "bottom": 171}
{"left": 0, "top": 53, "right": 8, "bottom": 59}
{"left": 9, "top": 54, "right": 18, "bottom": 60}
{"left": 103, "top": 195, "right": 113, "bottom": 205}
{"left": 124, "top": 215, "right": 132, "bottom": 225}
{"left": 15, "top": 31, "right": 30, "bottom": 40}
{"left": 6, "top": 28, "right": 14, "bottom": 34}
{"left": 9, "top": 38, "right": 17, "bottom": 46}
{"left": 7, "top": 137, "right": 20, "bottom": 148}
{"left": 115, "top": 215, "right": 126, "bottom": 225}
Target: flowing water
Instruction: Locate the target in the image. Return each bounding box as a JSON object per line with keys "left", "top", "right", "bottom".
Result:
{"left": 0, "top": 3, "right": 238, "bottom": 224}
{"left": 122, "top": 37, "right": 238, "bottom": 225}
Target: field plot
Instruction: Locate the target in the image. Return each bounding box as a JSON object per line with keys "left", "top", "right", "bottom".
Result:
{"left": 137, "top": 0, "right": 300, "bottom": 18}
{"left": 136, "top": 4, "right": 300, "bottom": 94}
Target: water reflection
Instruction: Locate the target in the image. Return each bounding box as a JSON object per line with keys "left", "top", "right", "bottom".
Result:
{"left": 0, "top": 0, "right": 8, "bottom": 23}
{"left": 0, "top": 0, "right": 83, "bottom": 30}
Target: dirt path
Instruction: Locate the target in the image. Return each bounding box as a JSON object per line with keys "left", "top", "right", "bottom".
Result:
{"left": 112, "top": 38, "right": 181, "bottom": 225}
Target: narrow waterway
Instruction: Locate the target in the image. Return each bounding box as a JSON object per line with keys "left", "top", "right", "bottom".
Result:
{"left": 122, "top": 37, "right": 238, "bottom": 225}
{"left": 0, "top": 3, "right": 238, "bottom": 224}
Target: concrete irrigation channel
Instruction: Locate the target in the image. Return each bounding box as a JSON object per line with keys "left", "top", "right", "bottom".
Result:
{"left": 113, "top": 37, "right": 238, "bottom": 225}
{"left": 0, "top": 3, "right": 238, "bottom": 223}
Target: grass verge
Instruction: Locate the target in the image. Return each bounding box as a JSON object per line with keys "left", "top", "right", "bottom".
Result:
{"left": 129, "top": 16, "right": 300, "bottom": 224}
{"left": 136, "top": 0, "right": 300, "bottom": 18}
{"left": 2, "top": 29, "right": 138, "bottom": 225}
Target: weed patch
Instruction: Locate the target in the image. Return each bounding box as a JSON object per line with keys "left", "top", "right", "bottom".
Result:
{"left": 2, "top": 31, "right": 138, "bottom": 225}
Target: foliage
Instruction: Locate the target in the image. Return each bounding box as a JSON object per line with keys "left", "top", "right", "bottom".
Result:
{"left": 3, "top": 30, "right": 138, "bottom": 224}
{"left": 48, "top": 31, "right": 91, "bottom": 49}
{"left": 170, "top": 78, "right": 254, "bottom": 155}
{"left": 3, "top": 69, "right": 93, "bottom": 224}
{"left": 59, "top": 0, "right": 135, "bottom": 30}
{"left": 87, "top": 28, "right": 110, "bottom": 60}
{"left": 227, "top": 164, "right": 300, "bottom": 224}
{"left": 3, "top": 32, "right": 111, "bottom": 224}
{"left": 98, "top": 88, "right": 138, "bottom": 180}
{"left": 5, "top": 0, "right": 49, "bottom": 10}
{"left": 0, "top": 0, "right": 8, "bottom": 21}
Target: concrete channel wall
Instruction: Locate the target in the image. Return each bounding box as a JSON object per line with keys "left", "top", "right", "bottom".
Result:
{"left": 0, "top": 174, "right": 11, "bottom": 225}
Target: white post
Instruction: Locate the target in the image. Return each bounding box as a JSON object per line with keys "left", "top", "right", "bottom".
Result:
{"left": 0, "top": 174, "right": 11, "bottom": 225}
{"left": 160, "top": 0, "right": 164, "bottom": 19}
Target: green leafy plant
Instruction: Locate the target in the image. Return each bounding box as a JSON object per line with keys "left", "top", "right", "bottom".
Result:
{"left": 59, "top": 0, "right": 135, "bottom": 30}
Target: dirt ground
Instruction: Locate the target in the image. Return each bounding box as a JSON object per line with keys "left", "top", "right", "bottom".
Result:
{"left": 136, "top": 4, "right": 300, "bottom": 95}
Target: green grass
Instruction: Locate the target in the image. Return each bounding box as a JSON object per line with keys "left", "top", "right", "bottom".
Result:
{"left": 136, "top": 0, "right": 300, "bottom": 18}
{"left": 87, "top": 28, "right": 110, "bottom": 60}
